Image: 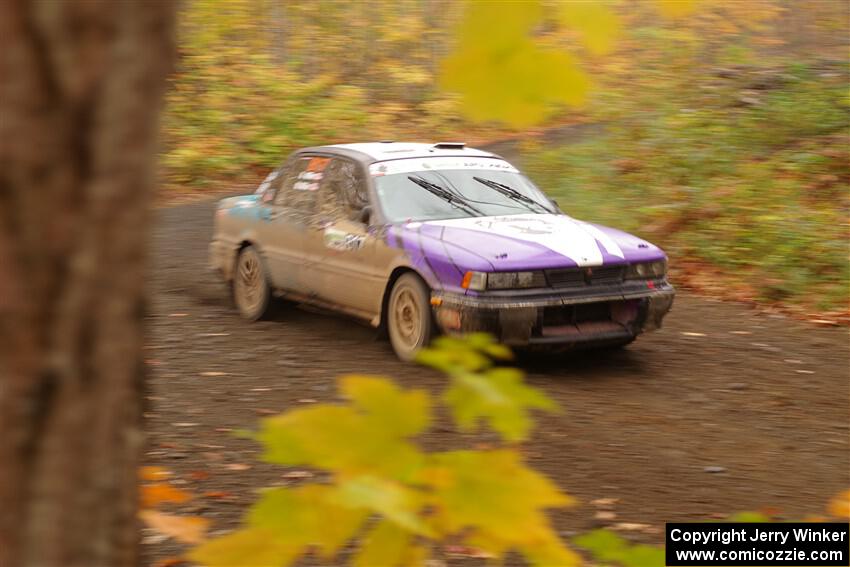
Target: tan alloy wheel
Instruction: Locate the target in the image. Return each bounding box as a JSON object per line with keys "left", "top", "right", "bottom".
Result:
{"left": 233, "top": 247, "right": 269, "bottom": 320}
{"left": 388, "top": 273, "right": 432, "bottom": 361}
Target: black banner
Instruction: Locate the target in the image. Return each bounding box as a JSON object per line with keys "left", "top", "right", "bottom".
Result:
{"left": 666, "top": 523, "right": 849, "bottom": 566}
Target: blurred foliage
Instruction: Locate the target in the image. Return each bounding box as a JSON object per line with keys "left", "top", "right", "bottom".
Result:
{"left": 574, "top": 492, "right": 850, "bottom": 567}
{"left": 574, "top": 530, "right": 665, "bottom": 567}
{"left": 189, "top": 334, "right": 575, "bottom": 566}
{"left": 163, "top": 0, "right": 465, "bottom": 184}
{"left": 440, "top": 0, "right": 595, "bottom": 127}
{"left": 522, "top": 2, "right": 849, "bottom": 312}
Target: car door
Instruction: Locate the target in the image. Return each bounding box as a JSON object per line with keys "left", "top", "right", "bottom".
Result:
{"left": 307, "top": 157, "right": 390, "bottom": 318}
{"left": 256, "top": 155, "right": 320, "bottom": 294}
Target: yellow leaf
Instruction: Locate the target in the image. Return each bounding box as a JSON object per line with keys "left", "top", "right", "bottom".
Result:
{"left": 443, "top": 368, "right": 558, "bottom": 442}
{"left": 422, "top": 450, "right": 573, "bottom": 546}
{"left": 559, "top": 1, "right": 622, "bottom": 55}
{"left": 353, "top": 520, "right": 429, "bottom": 567}
{"left": 339, "top": 375, "right": 432, "bottom": 437}
{"left": 827, "top": 489, "right": 850, "bottom": 519}
{"left": 189, "top": 528, "right": 299, "bottom": 567}
{"left": 440, "top": 0, "right": 590, "bottom": 126}
{"left": 454, "top": 0, "right": 543, "bottom": 53}
{"left": 140, "top": 510, "right": 209, "bottom": 545}
{"left": 257, "top": 404, "right": 425, "bottom": 479}
{"left": 248, "top": 485, "right": 368, "bottom": 558}
{"left": 520, "top": 532, "right": 582, "bottom": 567}
{"left": 334, "top": 475, "right": 430, "bottom": 536}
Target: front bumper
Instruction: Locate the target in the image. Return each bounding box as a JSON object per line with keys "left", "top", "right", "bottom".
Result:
{"left": 432, "top": 282, "right": 675, "bottom": 347}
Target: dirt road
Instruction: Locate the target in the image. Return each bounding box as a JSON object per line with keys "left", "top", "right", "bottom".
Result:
{"left": 144, "top": 197, "right": 849, "bottom": 564}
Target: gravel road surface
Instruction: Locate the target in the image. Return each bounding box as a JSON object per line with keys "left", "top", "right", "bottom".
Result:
{"left": 144, "top": 196, "right": 849, "bottom": 564}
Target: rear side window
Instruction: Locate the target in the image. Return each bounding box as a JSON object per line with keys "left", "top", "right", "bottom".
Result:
{"left": 319, "top": 158, "right": 369, "bottom": 222}
{"left": 273, "top": 156, "right": 330, "bottom": 213}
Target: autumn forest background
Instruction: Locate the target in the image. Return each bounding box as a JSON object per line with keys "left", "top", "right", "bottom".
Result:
{"left": 161, "top": 0, "right": 849, "bottom": 318}
{"left": 1, "top": 2, "right": 848, "bottom": 566}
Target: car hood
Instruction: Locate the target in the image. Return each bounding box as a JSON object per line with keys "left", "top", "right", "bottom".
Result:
{"left": 397, "top": 213, "right": 665, "bottom": 272}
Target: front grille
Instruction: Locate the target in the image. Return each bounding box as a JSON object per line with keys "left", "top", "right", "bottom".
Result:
{"left": 541, "top": 302, "right": 613, "bottom": 327}
{"left": 590, "top": 265, "right": 625, "bottom": 285}
{"left": 546, "top": 268, "right": 585, "bottom": 287}
{"left": 529, "top": 271, "right": 548, "bottom": 288}
{"left": 545, "top": 265, "right": 624, "bottom": 288}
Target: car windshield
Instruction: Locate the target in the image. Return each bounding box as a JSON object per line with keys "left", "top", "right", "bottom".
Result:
{"left": 372, "top": 159, "right": 554, "bottom": 222}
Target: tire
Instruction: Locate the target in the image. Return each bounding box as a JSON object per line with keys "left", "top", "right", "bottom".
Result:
{"left": 387, "top": 273, "right": 434, "bottom": 361}
{"left": 232, "top": 246, "right": 274, "bottom": 321}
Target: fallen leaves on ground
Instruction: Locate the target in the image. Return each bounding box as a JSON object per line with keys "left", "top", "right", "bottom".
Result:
{"left": 141, "top": 483, "right": 192, "bottom": 508}
{"left": 141, "top": 510, "right": 209, "bottom": 545}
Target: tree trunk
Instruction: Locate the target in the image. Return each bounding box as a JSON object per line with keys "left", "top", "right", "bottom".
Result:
{"left": 0, "top": 1, "right": 174, "bottom": 565}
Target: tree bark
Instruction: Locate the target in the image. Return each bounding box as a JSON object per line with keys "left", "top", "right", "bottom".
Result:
{"left": 0, "top": 1, "right": 174, "bottom": 565}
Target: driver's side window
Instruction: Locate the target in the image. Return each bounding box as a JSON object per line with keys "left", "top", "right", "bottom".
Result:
{"left": 319, "top": 158, "right": 369, "bottom": 222}
{"left": 272, "top": 155, "right": 329, "bottom": 217}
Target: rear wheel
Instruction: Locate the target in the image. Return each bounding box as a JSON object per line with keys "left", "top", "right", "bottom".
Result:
{"left": 233, "top": 246, "right": 273, "bottom": 321}
{"left": 387, "top": 273, "right": 433, "bottom": 361}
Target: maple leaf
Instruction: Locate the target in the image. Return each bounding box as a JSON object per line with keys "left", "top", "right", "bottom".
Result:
{"left": 256, "top": 376, "right": 430, "bottom": 480}
{"left": 189, "top": 528, "right": 299, "bottom": 567}
{"left": 443, "top": 367, "right": 558, "bottom": 442}
{"left": 420, "top": 450, "right": 573, "bottom": 548}
{"left": 559, "top": 1, "right": 622, "bottom": 55}
{"left": 248, "top": 485, "right": 368, "bottom": 558}
{"left": 352, "top": 520, "right": 429, "bottom": 567}
{"left": 339, "top": 374, "right": 431, "bottom": 437}
{"left": 333, "top": 475, "right": 430, "bottom": 536}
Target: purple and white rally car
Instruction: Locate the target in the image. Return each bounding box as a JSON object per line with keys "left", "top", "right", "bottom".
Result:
{"left": 210, "top": 142, "right": 674, "bottom": 360}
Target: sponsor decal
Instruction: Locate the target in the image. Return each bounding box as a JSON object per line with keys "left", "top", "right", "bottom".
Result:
{"left": 255, "top": 170, "right": 278, "bottom": 194}
{"left": 369, "top": 157, "right": 519, "bottom": 177}
{"left": 294, "top": 157, "right": 331, "bottom": 191}
{"left": 324, "top": 227, "right": 365, "bottom": 251}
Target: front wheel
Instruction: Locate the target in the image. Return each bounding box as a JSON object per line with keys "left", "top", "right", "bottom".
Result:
{"left": 232, "top": 246, "right": 274, "bottom": 321}
{"left": 387, "top": 273, "right": 434, "bottom": 361}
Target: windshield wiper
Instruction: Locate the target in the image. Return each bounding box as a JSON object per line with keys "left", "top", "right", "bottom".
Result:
{"left": 473, "top": 176, "right": 552, "bottom": 213}
{"left": 407, "top": 176, "right": 484, "bottom": 217}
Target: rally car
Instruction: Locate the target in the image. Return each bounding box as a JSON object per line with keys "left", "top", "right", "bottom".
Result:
{"left": 209, "top": 142, "right": 674, "bottom": 360}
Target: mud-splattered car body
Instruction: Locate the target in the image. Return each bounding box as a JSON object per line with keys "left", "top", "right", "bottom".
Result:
{"left": 210, "top": 142, "right": 674, "bottom": 355}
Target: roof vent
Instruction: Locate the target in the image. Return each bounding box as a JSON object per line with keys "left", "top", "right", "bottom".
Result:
{"left": 432, "top": 142, "right": 465, "bottom": 150}
{"left": 379, "top": 140, "right": 395, "bottom": 144}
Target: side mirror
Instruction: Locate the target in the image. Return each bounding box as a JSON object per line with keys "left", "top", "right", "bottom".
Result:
{"left": 358, "top": 205, "right": 372, "bottom": 225}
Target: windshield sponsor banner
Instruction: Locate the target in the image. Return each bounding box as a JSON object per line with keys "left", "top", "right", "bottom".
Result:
{"left": 369, "top": 157, "right": 518, "bottom": 176}
{"left": 666, "top": 523, "right": 849, "bottom": 566}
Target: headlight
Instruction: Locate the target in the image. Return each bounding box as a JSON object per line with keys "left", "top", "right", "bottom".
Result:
{"left": 461, "top": 271, "right": 488, "bottom": 291}
{"left": 487, "top": 271, "right": 537, "bottom": 289}
{"left": 461, "top": 271, "right": 543, "bottom": 290}
{"left": 625, "top": 260, "right": 667, "bottom": 279}
{"left": 461, "top": 272, "right": 546, "bottom": 291}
